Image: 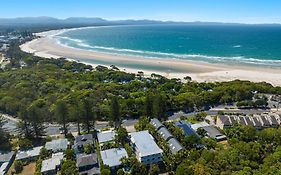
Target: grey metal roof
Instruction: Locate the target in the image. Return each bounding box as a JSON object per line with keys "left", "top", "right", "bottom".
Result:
{"left": 100, "top": 148, "right": 128, "bottom": 168}
{"left": 0, "top": 151, "right": 15, "bottom": 163}
{"left": 129, "top": 130, "right": 163, "bottom": 157}
{"left": 0, "top": 162, "right": 9, "bottom": 175}
{"left": 217, "top": 116, "right": 232, "bottom": 125}
{"left": 269, "top": 115, "right": 279, "bottom": 125}
{"left": 16, "top": 146, "right": 42, "bottom": 160}
{"left": 260, "top": 116, "right": 270, "bottom": 126}
{"left": 76, "top": 153, "right": 98, "bottom": 167}
{"left": 41, "top": 153, "right": 63, "bottom": 173}
{"left": 229, "top": 116, "right": 237, "bottom": 124}
{"left": 157, "top": 127, "right": 173, "bottom": 141}
{"left": 167, "top": 138, "right": 183, "bottom": 154}
{"left": 252, "top": 117, "right": 262, "bottom": 127}
{"left": 150, "top": 118, "right": 164, "bottom": 130}
{"left": 97, "top": 130, "right": 115, "bottom": 144}
{"left": 202, "top": 126, "right": 226, "bottom": 141}
{"left": 244, "top": 117, "right": 254, "bottom": 126}
{"left": 271, "top": 114, "right": 281, "bottom": 123}
{"left": 191, "top": 121, "right": 210, "bottom": 131}
{"left": 45, "top": 139, "right": 68, "bottom": 152}
{"left": 75, "top": 134, "right": 94, "bottom": 147}
{"left": 82, "top": 167, "right": 100, "bottom": 175}
{"left": 217, "top": 113, "right": 281, "bottom": 129}
{"left": 238, "top": 117, "right": 247, "bottom": 125}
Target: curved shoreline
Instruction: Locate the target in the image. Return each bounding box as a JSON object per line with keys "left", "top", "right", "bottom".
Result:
{"left": 20, "top": 28, "right": 281, "bottom": 86}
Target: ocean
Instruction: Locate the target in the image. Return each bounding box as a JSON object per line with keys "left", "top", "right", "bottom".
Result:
{"left": 55, "top": 24, "right": 281, "bottom": 67}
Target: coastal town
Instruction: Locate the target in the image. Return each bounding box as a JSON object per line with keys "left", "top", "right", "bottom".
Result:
{"left": 2, "top": 108, "right": 281, "bottom": 174}
{"left": 1, "top": 24, "right": 281, "bottom": 175}
{"left": 1, "top": 88, "right": 281, "bottom": 175}
{"left": 1, "top": 4, "right": 281, "bottom": 174}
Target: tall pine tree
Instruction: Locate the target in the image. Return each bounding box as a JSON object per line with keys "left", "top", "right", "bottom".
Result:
{"left": 17, "top": 108, "right": 32, "bottom": 138}
{"left": 81, "top": 98, "right": 95, "bottom": 133}
{"left": 145, "top": 92, "right": 154, "bottom": 118}
{"left": 54, "top": 100, "right": 69, "bottom": 136}
{"left": 111, "top": 96, "right": 120, "bottom": 128}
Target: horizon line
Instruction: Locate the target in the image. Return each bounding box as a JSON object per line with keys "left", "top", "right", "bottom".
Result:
{"left": 1, "top": 16, "right": 281, "bottom": 25}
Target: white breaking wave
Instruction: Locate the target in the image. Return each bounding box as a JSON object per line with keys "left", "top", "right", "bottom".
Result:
{"left": 55, "top": 36, "right": 84, "bottom": 43}
{"left": 233, "top": 45, "right": 242, "bottom": 48}
{"left": 56, "top": 36, "right": 281, "bottom": 67}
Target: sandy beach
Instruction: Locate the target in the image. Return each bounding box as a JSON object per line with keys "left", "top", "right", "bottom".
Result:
{"left": 20, "top": 28, "right": 281, "bottom": 86}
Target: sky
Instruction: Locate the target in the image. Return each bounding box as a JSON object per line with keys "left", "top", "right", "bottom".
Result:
{"left": 1, "top": 0, "right": 281, "bottom": 24}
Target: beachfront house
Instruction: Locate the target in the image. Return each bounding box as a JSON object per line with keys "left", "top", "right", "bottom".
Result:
{"left": 97, "top": 130, "right": 116, "bottom": 146}
{"left": 45, "top": 139, "right": 69, "bottom": 153}
{"left": 76, "top": 153, "right": 100, "bottom": 175}
{"left": 41, "top": 152, "right": 64, "bottom": 175}
{"left": 100, "top": 148, "right": 128, "bottom": 170}
{"left": 74, "top": 134, "right": 94, "bottom": 154}
{"left": 16, "top": 146, "right": 42, "bottom": 162}
{"left": 129, "top": 130, "right": 163, "bottom": 164}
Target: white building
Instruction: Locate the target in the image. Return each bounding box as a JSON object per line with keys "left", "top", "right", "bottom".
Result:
{"left": 0, "top": 162, "right": 9, "bottom": 175}
{"left": 0, "top": 151, "right": 15, "bottom": 175}
{"left": 16, "top": 146, "right": 42, "bottom": 162}
{"left": 100, "top": 148, "right": 128, "bottom": 169}
{"left": 129, "top": 130, "right": 163, "bottom": 164}
{"left": 97, "top": 130, "right": 116, "bottom": 146}
{"left": 41, "top": 153, "right": 64, "bottom": 175}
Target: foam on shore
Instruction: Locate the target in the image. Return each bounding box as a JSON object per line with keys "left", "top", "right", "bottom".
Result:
{"left": 20, "top": 28, "right": 281, "bottom": 86}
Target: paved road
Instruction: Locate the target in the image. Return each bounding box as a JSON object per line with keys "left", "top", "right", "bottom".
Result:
{"left": 1, "top": 113, "right": 112, "bottom": 136}
{"left": 44, "top": 122, "right": 111, "bottom": 136}
{"left": 2, "top": 117, "right": 18, "bottom": 135}
{"left": 1, "top": 107, "right": 271, "bottom": 136}
{"left": 121, "top": 119, "right": 138, "bottom": 127}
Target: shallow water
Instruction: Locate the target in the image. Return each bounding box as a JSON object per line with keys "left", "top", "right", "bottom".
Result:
{"left": 56, "top": 24, "right": 281, "bottom": 68}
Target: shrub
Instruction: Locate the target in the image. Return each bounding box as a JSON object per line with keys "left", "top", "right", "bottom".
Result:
{"left": 18, "top": 138, "right": 33, "bottom": 150}
{"left": 14, "top": 160, "right": 23, "bottom": 173}
{"left": 84, "top": 144, "right": 94, "bottom": 154}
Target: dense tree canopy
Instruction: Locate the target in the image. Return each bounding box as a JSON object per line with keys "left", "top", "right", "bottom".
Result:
{"left": 175, "top": 126, "right": 281, "bottom": 175}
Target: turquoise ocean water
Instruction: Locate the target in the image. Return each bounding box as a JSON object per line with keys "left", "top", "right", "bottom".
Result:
{"left": 55, "top": 24, "right": 281, "bottom": 68}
